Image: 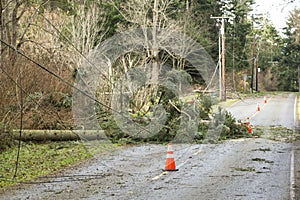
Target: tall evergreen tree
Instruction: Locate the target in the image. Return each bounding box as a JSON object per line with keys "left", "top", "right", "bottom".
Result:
{"left": 220, "top": 0, "right": 255, "bottom": 71}
{"left": 278, "top": 8, "right": 300, "bottom": 91}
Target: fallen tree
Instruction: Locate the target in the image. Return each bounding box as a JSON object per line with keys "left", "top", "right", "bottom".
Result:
{"left": 12, "top": 130, "right": 106, "bottom": 141}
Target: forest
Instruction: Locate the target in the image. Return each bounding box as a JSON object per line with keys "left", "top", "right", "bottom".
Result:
{"left": 0, "top": 0, "right": 300, "bottom": 144}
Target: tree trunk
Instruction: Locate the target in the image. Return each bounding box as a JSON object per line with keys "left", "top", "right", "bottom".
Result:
{"left": 12, "top": 130, "right": 106, "bottom": 141}
{"left": 0, "top": 0, "right": 3, "bottom": 63}
{"left": 151, "top": 0, "right": 159, "bottom": 83}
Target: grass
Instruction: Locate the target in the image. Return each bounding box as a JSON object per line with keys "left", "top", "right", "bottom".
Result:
{"left": 0, "top": 141, "right": 117, "bottom": 189}
{"left": 216, "top": 98, "right": 239, "bottom": 109}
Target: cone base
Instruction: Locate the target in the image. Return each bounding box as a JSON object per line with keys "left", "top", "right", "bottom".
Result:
{"left": 164, "top": 168, "right": 179, "bottom": 171}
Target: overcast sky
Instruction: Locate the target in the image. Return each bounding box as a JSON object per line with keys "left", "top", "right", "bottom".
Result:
{"left": 252, "top": 0, "right": 300, "bottom": 33}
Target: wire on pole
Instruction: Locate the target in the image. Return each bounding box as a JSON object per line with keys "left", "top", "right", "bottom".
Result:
{"left": 210, "top": 15, "right": 233, "bottom": 101}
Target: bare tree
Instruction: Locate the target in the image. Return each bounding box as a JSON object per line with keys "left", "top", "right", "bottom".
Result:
{"left": 99, "top": 0, "right": 213, "bottom": 113}
{"left": 67, "top": 0, "right": 108, "bottom": 71}
{"left": 0, "top": 0, "right": 27, "bottom": 63}
{"left": 106, "top": 0, "right": 180, "bottom": 111}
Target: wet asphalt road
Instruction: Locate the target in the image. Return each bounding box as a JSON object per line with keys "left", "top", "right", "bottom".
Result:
{"left": 0, "top": 93, "right": 298, "bottom": 200}
{"left": 0, "top": 140, "right": 293, "bottom": 200}
{"left": 226, "top": 93, "right": 297, "bottom": 129}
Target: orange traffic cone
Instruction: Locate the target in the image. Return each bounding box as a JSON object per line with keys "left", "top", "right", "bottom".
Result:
{"left": 247, "top": 125, "right": 253, "bottom": 134}
{"left": 165, "top": 143, "right": 178, "bottom": 171}
{"left": 257, "top": 102, "right": 260, "bottom": 111}
{"left": 245, "top": 117, "right": 252, "bottom": 134}
{"left": 264, "top": 96, "right": 267, "bottom": 104}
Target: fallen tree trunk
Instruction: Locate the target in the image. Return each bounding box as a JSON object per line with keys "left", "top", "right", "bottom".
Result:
{"left": 12, "top": 120, "right": 247, "bottom": 141}
{"left": 12, "top": 130, "right": 106, "bottom": 141}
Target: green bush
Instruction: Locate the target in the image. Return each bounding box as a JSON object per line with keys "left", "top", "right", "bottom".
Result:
{"left": 98, "top": 114, "right": 125, "bottom": 143}
{"left": 208, "top": 107, "right": 248, "bottom": 140}
{"left": 47, "top": 92, "right": 72, "bottom": 109}
{"left": 196, "top": 93, "right": 213, "bottom": 120}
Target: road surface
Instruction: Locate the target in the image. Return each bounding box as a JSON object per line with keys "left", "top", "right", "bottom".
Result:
{"left": 0, "top": 93, "right": 298, "bottom": 200}
{"left": 226, "top": 93, "right": 297, "bottom": 129}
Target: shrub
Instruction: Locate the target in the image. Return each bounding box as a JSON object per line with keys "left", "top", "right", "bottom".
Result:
{"left": 208, "top": 107, "right": 248, "bottom": 140}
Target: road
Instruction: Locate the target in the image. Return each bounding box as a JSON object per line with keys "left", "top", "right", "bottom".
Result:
{"left": 0, "top": 93, "right": 298, "bottom": 200}
{"left": 226, "top": 93, "right": 297, "bottom": 129}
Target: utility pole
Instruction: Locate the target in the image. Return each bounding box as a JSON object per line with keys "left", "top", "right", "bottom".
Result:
{"left": 255, "top": 37, "right": 261, "bottom": 92}
{"left": 250, "top": 35, "right": 261, "bottom": 93}
{"left": 250, "top": 39, "right": 256, "bottom": 93}
{"left": 218, "top": 27, "right": 222, "bottom": 100}
{"left": 298, "top": 65, "right": 300, "bottom": 92}
{"left": 255, "top": 55, "right": 259, "bottom": 92}
{"left": 250, "top": 57, "right": 254, "bottom": 93}
{"left": 211, "top": 15, "right": 232, "bottom": 101}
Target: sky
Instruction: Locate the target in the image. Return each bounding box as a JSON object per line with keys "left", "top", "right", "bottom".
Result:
{"left": 252, "top": 0, "right": 300, "bottom": 34}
